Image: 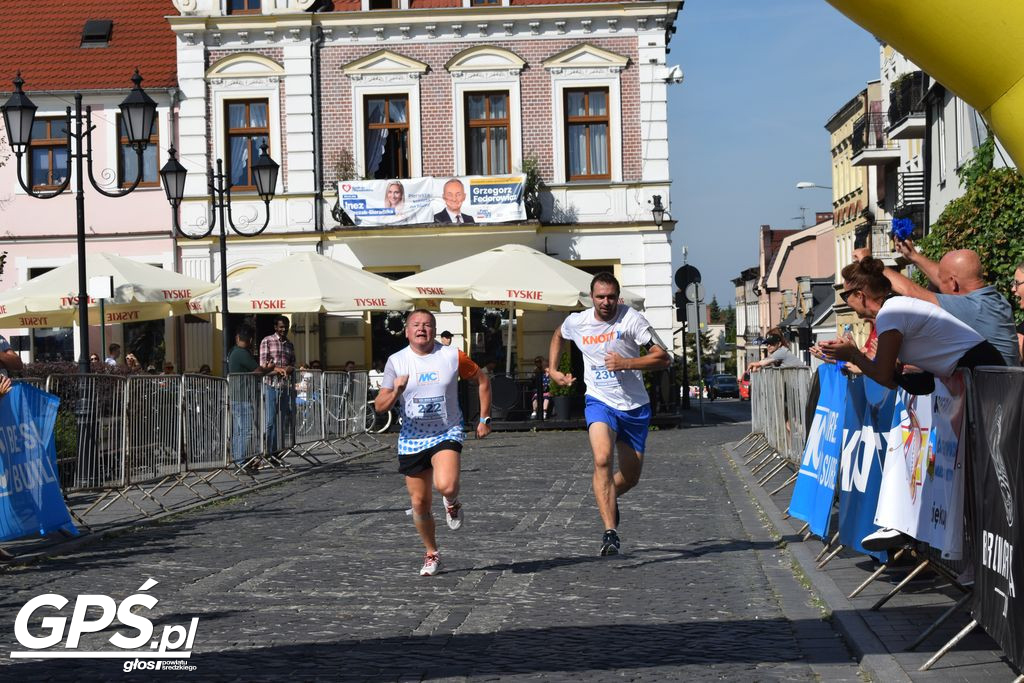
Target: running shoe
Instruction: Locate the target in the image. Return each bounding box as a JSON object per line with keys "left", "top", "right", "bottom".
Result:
{"left": 600, "top": 529, "right": 620, "bottom": 556}
{"left": 861, "top": 527, "right": 909, "bottom": 551}
{"left": 443, "top": 497, "right": 463, "bottom": 530}
{"left": 420, "top": 552, "right": 442, "bottom": 576}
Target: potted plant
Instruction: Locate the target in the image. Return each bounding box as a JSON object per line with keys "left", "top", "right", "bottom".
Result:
{"left": 521, "top": 156, "right": 544, "bottom": 221}
{"left": 549, "top": 351, "right": 575, "bottom": 419}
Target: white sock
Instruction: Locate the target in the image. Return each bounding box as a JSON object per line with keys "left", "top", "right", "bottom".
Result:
{"left": 443, "top": 496, "right": 459, "bottom": 507}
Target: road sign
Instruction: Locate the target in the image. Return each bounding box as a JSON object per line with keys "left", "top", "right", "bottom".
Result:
{"left": 686, "top": 301, "right": 707, "bottom": 332}
{"left": 674, "top": 264, "right": 701, "bottom": 292}
{"left": 684, "top": 282, "right": 705, "bottom": 303}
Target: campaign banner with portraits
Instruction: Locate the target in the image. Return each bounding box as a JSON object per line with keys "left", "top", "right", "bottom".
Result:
{"left": 336, "top": 175, "right": 527, "bottom": 227}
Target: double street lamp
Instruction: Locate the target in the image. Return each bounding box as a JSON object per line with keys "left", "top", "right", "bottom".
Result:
{"left": 2, "top": 70, "right": 158, "bottom": 374}
{"left": 159, "top": 143, "right": 279, "bottom": 371}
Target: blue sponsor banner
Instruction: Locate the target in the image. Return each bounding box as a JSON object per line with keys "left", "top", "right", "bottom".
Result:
{"left": 0, "top": 383, "right": 77, "bottom": 542}
{"left": 789, "top": 364, "right": 847, "bottom": 537}
{"left": 837, "top": 377, "right": 895, "bottom": 561}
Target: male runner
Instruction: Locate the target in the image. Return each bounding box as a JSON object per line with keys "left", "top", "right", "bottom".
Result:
{"left": 549, "top": 272, "right": 670, "bottom": 555}
{"left": 375, "top": 309, "right": 492, "bottom": 576}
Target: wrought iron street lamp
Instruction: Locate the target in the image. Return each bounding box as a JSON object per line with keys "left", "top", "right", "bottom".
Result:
{"left": 1, "top": 70, "right": 158, "bottom": 374}
{"left": 160, "top": 144, "right": 279, "bottom": 371}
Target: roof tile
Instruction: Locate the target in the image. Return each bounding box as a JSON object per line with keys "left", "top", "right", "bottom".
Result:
{"left": 0, "top": 1, "right": 177, "bottom": 94}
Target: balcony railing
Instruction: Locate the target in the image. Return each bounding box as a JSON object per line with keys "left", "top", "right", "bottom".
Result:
{"left": 888, "top": 71, "right": 927, "bottom": 132}
{"left": 852, "top": 112, "right": 898, "bottom": 156}
{"left": 870, "top": 221, "right": 898, "bottom": 261}
{"left": 895, "top": 171, "right": 926, "bottom": 216}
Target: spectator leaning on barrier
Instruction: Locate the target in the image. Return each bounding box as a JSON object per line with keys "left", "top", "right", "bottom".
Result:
{"left": 259, "top": 315, "right": 296, "bottom": 452}
{"left": 819, "top": 257, "right": 1006, "bottom": 394}
{"left": 1012, "top": 261, "right": 1024, "bottom": 361}
{"left": 748, "top": 328, "right": 805, "bottom": 372}
{"left": 228, "top": 324, "right": 266, "bottom": 467}
{"left": 876, "top": 239, "right": 1020, "bottom": 367}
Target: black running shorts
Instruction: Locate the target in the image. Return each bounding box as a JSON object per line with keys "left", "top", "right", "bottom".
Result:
{"left": 398, "top": 439, "right": 463, "bottom": 476}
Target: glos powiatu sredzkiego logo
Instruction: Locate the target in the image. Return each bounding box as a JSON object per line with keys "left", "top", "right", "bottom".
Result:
{"left": 9, "top": 578, "right": 199, "bottom": 672}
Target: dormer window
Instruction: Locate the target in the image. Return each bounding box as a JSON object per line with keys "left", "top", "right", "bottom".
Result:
{"left": 81, "top": 19, "right": 112, "bottom": 48}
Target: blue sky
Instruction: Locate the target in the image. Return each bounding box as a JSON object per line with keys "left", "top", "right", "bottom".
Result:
{"left": 667, "top": 0, "right": 880, "bottom": 305}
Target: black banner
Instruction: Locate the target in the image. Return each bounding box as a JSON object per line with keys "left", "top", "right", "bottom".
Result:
{"left": 968, "top": 369, "right": 1024, "bottom": 669}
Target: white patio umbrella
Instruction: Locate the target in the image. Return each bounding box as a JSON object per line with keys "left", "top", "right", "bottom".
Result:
{"left": 391, "top": 244, "right": 645, "bottom": 372}
{"left": 187, "top": 252, "right": 414, "bottom": 314}
{"left": 0, "top": 252, "right": 218, "bottom": 328}
{"left": 188, "top": 252, "right": 416, "bottom": 363}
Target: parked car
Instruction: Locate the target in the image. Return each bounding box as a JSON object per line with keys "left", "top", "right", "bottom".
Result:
{"left": 739, "top": 372, "right": 751, "bottom": 401}
{"left": 709, "top": 374, "right": 739, "bottom": 400}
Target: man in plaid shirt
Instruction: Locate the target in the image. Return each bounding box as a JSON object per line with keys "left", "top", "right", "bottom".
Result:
{"left": 259, "top": 315, "right": 296, "bottom": 452}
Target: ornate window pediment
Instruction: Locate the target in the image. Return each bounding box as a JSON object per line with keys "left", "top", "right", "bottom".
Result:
{"left": 206, "top": 53, "right": 284, "bottom": 83}
{"left": 342, "top": 50, "right": 429, "bottom": 81}
{"left": 542, "top": 43, "right": 629, "bottom": 74}
{"left": 445, "top": 46, "right": 525, "bottom": 78}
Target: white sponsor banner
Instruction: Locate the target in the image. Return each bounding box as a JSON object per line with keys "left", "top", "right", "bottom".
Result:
{"left": 337, "top": 175, "right": 526, "bottom": 227}
{"left": 875, "top": 373, "right": 966, "bottom": 558}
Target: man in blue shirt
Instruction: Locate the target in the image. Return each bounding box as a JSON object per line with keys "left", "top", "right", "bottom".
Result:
{"left": 883, "top": 239, "right": 1019, "bottom": 367}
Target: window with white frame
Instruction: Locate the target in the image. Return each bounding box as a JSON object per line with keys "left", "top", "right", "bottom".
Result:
{"left": 542, "top": 44, "right": 627, "bottom": 184}
{"left": 465, "top": 91, "right": 510, "bottom": 175}
{"left": 564, "top": 88, "right": 610, "bottom": 181}
{"left": 225, "top": 99, "right": 270, "bottom": 190}
{"left": 364, "top": 94, "right": 410, "bottom": 179}
{"left": 936, "top": 101, "right": 946, "bottom": 184}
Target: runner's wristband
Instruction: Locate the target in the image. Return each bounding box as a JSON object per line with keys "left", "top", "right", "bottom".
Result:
{"left": 479, "top": 416, "right": 491, "bottom": 425}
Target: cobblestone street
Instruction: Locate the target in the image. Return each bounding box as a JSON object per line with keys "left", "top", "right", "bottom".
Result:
{"left": 0, "top": 420, "right": 862, "bottom": 681}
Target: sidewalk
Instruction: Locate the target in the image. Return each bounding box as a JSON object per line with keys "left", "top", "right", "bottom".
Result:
{"left": 724, "top": 440, "right": 1021, "bottom": 681}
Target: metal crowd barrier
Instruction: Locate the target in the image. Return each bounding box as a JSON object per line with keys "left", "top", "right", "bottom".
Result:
{"left": 123, "top": 375, "right": 183, "bottom": 486}
{"left": 9, "top": 369, "right": 383, "bottom": 523}
{"left": 182, "top": 374, "right": 229, "bottom": 471}
{"left": 45, "top": 374, "right": 127, "bottom": 492}
{"left": 294, "top": 369, "right": 324, "bottom": 446}
{"left": 228, "top": 373, "right": 263, "bottom": 467}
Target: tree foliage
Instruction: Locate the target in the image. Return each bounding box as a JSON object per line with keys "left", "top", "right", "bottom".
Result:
{"left": 919, "top": 166, "right": 1024, "bottom": 320}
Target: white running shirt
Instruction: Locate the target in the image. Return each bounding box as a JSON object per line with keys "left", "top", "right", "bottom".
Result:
{"left": 560, "top": 306, "right": 657, "bottom": 411}
{"left": 382, "top": 342, "right": 476, "bottom": 455}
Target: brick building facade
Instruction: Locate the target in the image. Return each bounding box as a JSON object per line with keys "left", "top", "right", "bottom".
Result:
{"left": 170, "top": 0, "right": 682, "bottom": 372}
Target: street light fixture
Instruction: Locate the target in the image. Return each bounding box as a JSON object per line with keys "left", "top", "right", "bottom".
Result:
{"left": 1, "top": 70, "right": 158, "bottom": 375}
{"left": 160, "top": 143, "right": 279, "bottom": 371}
{"left": 795, "top": 181, "right": 832, "bottom": 190}
{"left": 650, "top": 194, "right": 670, "bottom": 228}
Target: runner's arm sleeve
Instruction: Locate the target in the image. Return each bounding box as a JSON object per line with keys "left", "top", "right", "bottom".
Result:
{"left": 457, "top": 350, "right": 481, "bottom": 380}
{"left": 381, "top": 358, "right": 397, "bottom": 390}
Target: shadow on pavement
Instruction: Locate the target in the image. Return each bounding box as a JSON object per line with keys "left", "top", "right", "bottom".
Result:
{"left": 3, "top": 615, "right": 886, "bottom": 681}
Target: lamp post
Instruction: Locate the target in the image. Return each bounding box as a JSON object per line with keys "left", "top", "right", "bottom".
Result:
{"left": 160, "top": 144, "right": 279, "bottom": 372}
{"left": 795, "top": 181, "right": 832, "bottom": 190}
{"left": 1, "top": 71, "right": 158, "bottom": 374}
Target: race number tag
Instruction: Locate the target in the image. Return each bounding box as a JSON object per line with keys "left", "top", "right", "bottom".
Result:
{"left": 411, "top": 395, "right": 447, "bottom": 425}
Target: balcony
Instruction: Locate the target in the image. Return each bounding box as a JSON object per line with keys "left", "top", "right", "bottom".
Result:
{"left": 895, "top": 171, "right": 926, "bottom": 220}
{"left": 888, "top": 71, "right": 927, "bottom": 140}
{"left": 851, "top": 112, "right": 901, "bottom": 166}
{"left": 870, "top": 220, "right": 898, "bottom": 263}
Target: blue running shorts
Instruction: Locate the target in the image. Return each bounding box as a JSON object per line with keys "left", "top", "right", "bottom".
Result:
{"left": 584, "top": 395, "right": 652, "bottom": 453}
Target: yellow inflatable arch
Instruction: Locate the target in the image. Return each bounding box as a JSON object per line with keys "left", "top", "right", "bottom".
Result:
{"left": 827, "top": 0, "right": 1024, "bottom": 166}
